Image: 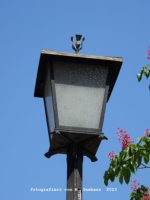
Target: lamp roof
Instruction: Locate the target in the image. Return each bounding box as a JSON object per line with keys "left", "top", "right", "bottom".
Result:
{"left": 34, "top": 49, "right": 123, "bottom": 102}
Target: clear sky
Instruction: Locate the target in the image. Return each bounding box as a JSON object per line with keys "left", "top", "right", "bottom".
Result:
{"left": 1, "top": 1, "right": 150, "bottom": 200}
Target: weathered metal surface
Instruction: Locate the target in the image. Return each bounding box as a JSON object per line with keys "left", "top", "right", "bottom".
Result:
{"left": 41, "top": 49, "right": 123, "bottom": 62}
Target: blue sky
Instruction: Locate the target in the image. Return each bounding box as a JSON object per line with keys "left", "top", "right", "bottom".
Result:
{"left": 1, "top": 1, "right": 150, "bottom": 200}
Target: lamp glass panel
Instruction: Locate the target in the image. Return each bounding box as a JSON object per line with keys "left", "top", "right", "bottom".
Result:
{"left": 53, "top": 62, "right": 108, "bottom": 129}
{"left": 44, "top": 65, "right": 55, "bottom": 136}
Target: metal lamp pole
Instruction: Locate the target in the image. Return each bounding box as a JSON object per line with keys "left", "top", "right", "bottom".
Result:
{"left": 67, "top": 144, "right": 83, "bottom": 200}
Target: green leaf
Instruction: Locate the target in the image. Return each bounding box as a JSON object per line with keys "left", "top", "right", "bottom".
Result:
{"left": 143, "top": 66, "right": 150, "bottom": 78}
{"left": 132, "top": 153, "right": 137, "bottom": 163}
{"left": 137, "top": 70, "right": 143, "bottom": 82}
{"left": 137, "top": 73, "right": 141, "bottom": 81}
{"left": 114, "top": 166, "right": 120, "bottom": 176}
{"left": 124, "top": 148, "right": 133, "bottom": 161}
{"left": 136, "top": 188, "right": 141, "bottom": 194}
{"left": 128, "top": 163, "right": 135, "bottom": 174}
{"left": 122, "top": 150, "right": 127, "bottom": 160}
{"left": 115, "top": 153, "right": 119, "bottom": 158}
{"left": 128, "top": 147, "right": 132, "bottom": 156}
{"left": 123, "top": 168, "right": 131, "bottom": 184}
{"left": 137, "top": 154, "right": 142, "bottom": 167}
{"left": 137, "top": 137, "right": 142, "bottom": 144}
{"left": 124, "top": 156, "right": 131, "bottom": 161}
{"left": 118, "top": 169, "right": 123, "bottom": 184}
{"left": 141, "top": 185, "right": 148, "bottom": 192}
{"left": 130, "top": 143, "right": 137, "bottom": 148}
{"left": 103, "top": 171, "right": 109, "bottom": 186}
{"left": 130, "top": 193, "right": 134, "bottom": 197}
{"left": 144, "top": 153, "right": 149, "bottom": 164}
{"left": 110, "top": 173, "right": 115, "bottom": 182}
{"left": 125, "top": 147, "right": 130, "bottom": 156}
{"left": 104, "top": 179, "right": 108, "bottom": 186}
{"left": 143, "top": 139, "right": 149, "bottom": 146}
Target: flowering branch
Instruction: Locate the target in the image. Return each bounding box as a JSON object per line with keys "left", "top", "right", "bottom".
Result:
{"left": 130, "top": 179, "right": 150, "bottom": 200}
{"left": 103, "top": 129, "right": 150, "bottom": 186}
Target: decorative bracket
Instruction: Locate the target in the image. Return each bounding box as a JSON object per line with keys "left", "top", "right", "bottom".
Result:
{"left": 45, "top": 131, "right": 107, "bottom": 162}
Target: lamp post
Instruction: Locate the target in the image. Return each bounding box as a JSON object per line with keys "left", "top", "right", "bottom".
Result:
{"left": 34, "top": 35, "right": 123, "bottom": 200}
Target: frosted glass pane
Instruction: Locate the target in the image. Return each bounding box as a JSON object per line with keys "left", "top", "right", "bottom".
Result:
{"left": 44, "top": 65, "right": 55, "bottom": 135}
{"left": 53, "top": 62, "right": 108, "bottom": 129}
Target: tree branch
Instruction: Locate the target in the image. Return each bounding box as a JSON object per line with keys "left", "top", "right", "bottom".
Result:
{"left": 138, "top": 163, "right": 150, "bottom": 169}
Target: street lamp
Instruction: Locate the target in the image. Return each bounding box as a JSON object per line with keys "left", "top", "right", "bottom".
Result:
{"left": 34, "top": 35, "right": 123, "bottom": 200}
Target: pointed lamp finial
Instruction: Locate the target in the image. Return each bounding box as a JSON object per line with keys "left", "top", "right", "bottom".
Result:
{"left": 71, "top": 34, "right": 85, "bottom": 54}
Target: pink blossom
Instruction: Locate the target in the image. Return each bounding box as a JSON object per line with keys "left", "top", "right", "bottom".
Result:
{"left": 144, "top": 129, "right": 150, "bottom": 137}
{"left": 117, "top": 128, "right": 134, "bottom": 150}
{"left": 131, "top": 179, "right": 140, "bottom": 192}
{"left": 108, "top": 150, "right": 115, "bottom": 161}
{"left": 147, "top": 47, "right": 150, "bottom": 61}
